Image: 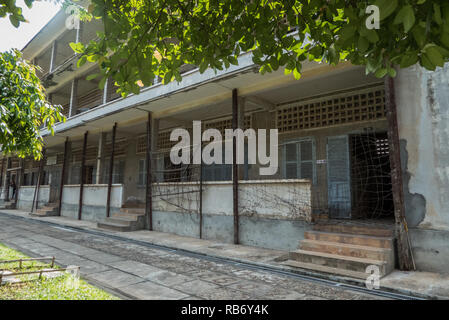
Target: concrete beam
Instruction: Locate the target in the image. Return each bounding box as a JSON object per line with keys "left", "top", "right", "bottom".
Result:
{"left": 246, "top": 95, "right": 276, "bottom": 112}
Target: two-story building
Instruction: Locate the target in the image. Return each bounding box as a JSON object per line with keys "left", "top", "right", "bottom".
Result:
{"left": 1, "top": 8, "right": 449, "bottom": 278}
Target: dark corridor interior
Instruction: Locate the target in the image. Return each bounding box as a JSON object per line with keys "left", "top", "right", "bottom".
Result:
{"left": 350, "top": 132, "right": 394, "bottom": 220}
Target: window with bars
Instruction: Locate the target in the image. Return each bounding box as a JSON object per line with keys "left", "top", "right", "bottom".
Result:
{"left": 283, "top": 139, "right": 315, "bottom": 182}
{"left": 102, "top": 159, "right": 125, "bottom": 184}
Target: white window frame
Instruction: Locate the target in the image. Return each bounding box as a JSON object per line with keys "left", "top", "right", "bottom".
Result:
{"left": 282, "top": 137, "right": 316, "bottom": 184}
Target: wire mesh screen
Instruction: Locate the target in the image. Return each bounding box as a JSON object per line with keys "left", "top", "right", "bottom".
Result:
{"left": 350, "top": 132, "right": 394, "bottom": 219}
{"left": 151, "top": 148, "right": 202, "bottom": 214}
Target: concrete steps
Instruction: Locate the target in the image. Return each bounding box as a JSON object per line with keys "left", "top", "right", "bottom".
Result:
{"left": 97, "top": 209, "right": 146, "bottom": 232}
{"left": 288, "top": 249, "right": 391, "bottom": 275}
{"left": 313, "top": 223, "right": 394, "bottom": 237}
{"left": 282, "top": 260, "right": 369, "bottom": 279}
{"left": 0, "top": 200, "right": 16, "bottom": 209}
{"left": 300, "top": 239, "right": 393, "bottom": 261}
{"left": 284, "top": 223, "right": 395, "bottom": 279}
{"left": 305, "top": 230, "right": 393, "bottom": 248}
{"left": 29, "top": 203, "right": 59, "bottom": 217}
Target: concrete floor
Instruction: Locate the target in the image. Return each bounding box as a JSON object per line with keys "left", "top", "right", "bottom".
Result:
{"left": 0, "top": 212, "right": 386, "bottom": 300}
{"left": 1, "top": 209, "right": 448, "bottom": 299}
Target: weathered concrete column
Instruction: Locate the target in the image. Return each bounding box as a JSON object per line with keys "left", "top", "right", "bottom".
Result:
{"left": 69, "top": 78, "right": 78, "bottom": 117}
{"left": 49, "top": 40, "right": 57, "bottom": 73}
{"left": 102, "top": 78, "right": 110, "bottom": 105}
{"left": 96, "top": 132, "right": 107, "bottom": 184}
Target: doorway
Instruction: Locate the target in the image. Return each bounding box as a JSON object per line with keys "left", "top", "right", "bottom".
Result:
{"left": 350, "top": 132, "right": 394, "bottom": 220}
{"left": 327, "top": 132, "right": 394, "bottom": 220}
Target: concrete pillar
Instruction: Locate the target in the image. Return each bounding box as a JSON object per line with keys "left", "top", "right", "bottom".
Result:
{"left": 96, "top": 132, "right": 106, "bottom": 184}
{"left": 69, "top": 78, "right": 78, "bottom": 117}
{"left": 75, "top": 22, "right": 82, "bottom": 43}
{"left": 102, "top": 78, "right": 109, "bottom": 105}
{"left": 49, "top": 41, "right": 57, "bottom": 73}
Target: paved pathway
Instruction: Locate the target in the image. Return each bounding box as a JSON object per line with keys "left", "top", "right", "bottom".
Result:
{"left": 0, "top": 213, "right": 385, "bottom": 300}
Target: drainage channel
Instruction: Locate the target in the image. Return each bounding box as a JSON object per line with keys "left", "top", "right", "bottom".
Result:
{"left": 1, "top": 213, "right": 425, "bottom": 300}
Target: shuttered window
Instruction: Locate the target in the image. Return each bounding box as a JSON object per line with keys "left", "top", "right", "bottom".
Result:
{"left": 283, "top": 139, "right": 315, "bottom": 182}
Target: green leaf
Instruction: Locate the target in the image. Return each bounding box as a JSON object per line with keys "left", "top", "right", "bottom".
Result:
{"left": 86, "top": 73, "right": 100, "bottom": 81}
{"left": 9, "top": 14, "right": 19, "bottom": 28}
{"left": 374, "top": 0, "right": 398, "bottom": 20}
{"left": 423, "top": 45, "right": 445, "bottom": 67}
{"left": 375, "top": 68, "right": 388, "bottom": 78}
{"left": 358, "top": 37, "right": 369, "bottom": 52}
{"left": 77, "top": 56, "right": 87, "bottom": 68}
{"left": 400, "top": 52, "right": 419, "bottom": 68}
{"left": 434, "top": 3, "right": 443, "bottom": 25}
{"left": 394, "top": 5, "right": 415, "bottom": 33}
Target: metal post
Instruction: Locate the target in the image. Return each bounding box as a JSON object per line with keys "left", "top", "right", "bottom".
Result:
{"left": 58, "top": 138, "right": 69, "bottom": 216}
{"left": 145, "top": 113, "right": 153, "bottom": 230}
{"left": 0, "top": 158, "right": 5, "bottom": 199}
{"left": 106, "top": 123, "right": 117, "bottom": 218}
{"left": 78, "top": 131, "right": 88, "bottom": 220}
{"left": 385, "top": 76, "right": 415, "bottom": 271}
{"left": 199, "top": 158, "right": 203, "bottom": 239}
{"left": 4, "top": 157, "right": 11, "bottom": 201}
{"left": 232, "top": 89, "right": 239, "bottom": 245}
{"left": 32, "top": 150, "right": 45, "bottom": 213}
{"left": 14, "top": 159, "right": 24, "bottom": 204}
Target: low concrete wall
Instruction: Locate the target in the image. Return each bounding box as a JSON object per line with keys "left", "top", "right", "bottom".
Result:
{"left": 153, "top": 179, "right": 312, "bottom": 221}
{"left": 61, "top": 184, "right": 123, "bottom": 222}
{"left": 151, "top": 180, "right": 312, "bottom": 251}
{"left": 17, "top": 186, "right": 50, "bottom": 211}
{"left": 152, "top": 210, "right": 310, "bottom": 251}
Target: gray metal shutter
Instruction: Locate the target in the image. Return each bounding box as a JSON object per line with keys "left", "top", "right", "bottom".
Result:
{"left": 327, "top": 135, "right": 351, "bottom": 219}
{"left": 300, "top": 140, "right": 313, "bottom": 180}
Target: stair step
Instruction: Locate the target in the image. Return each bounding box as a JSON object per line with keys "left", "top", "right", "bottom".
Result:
{"left": 113, "top": 212, "right": 144, "bottom": 220}
{"left": 281, "top": 260, "right": 369, "bottom": 279}
{"left": 300, "top": 239, "right": 393, "bottom": 261}
{"left": 120, "top": 208, "right": 145, "bottom": 214}
{"left": 97, "top": 221, "right": 132, "bottom": 232}
{"left": 289, "top": 249, "right": 390, "bottom": 275}
{"left": 45, "top": 203, "right": 59, "bottom": 208}
{"left": 107, "top": 217, "right": 136, "bottom": 225}
{"left": 305, "top": 231, "right": 393, "bottom": 249}
{"left": 313, "top": 223, "right": 394, "bottom": 237}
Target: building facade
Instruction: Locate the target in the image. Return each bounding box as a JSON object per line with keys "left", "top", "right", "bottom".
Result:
{"left": 1, "top": 10, "right": 448, "bottom": 276}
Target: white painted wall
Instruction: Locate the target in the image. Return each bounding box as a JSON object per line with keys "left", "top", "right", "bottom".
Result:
{"left": 62, "top": 184, "right": 123, "bottom": 208}
{"left": 153, "top": 180, "right": 312, "bottom": 221}
{"left": 18, "top": 186, "right": 50, "bottom": 203}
